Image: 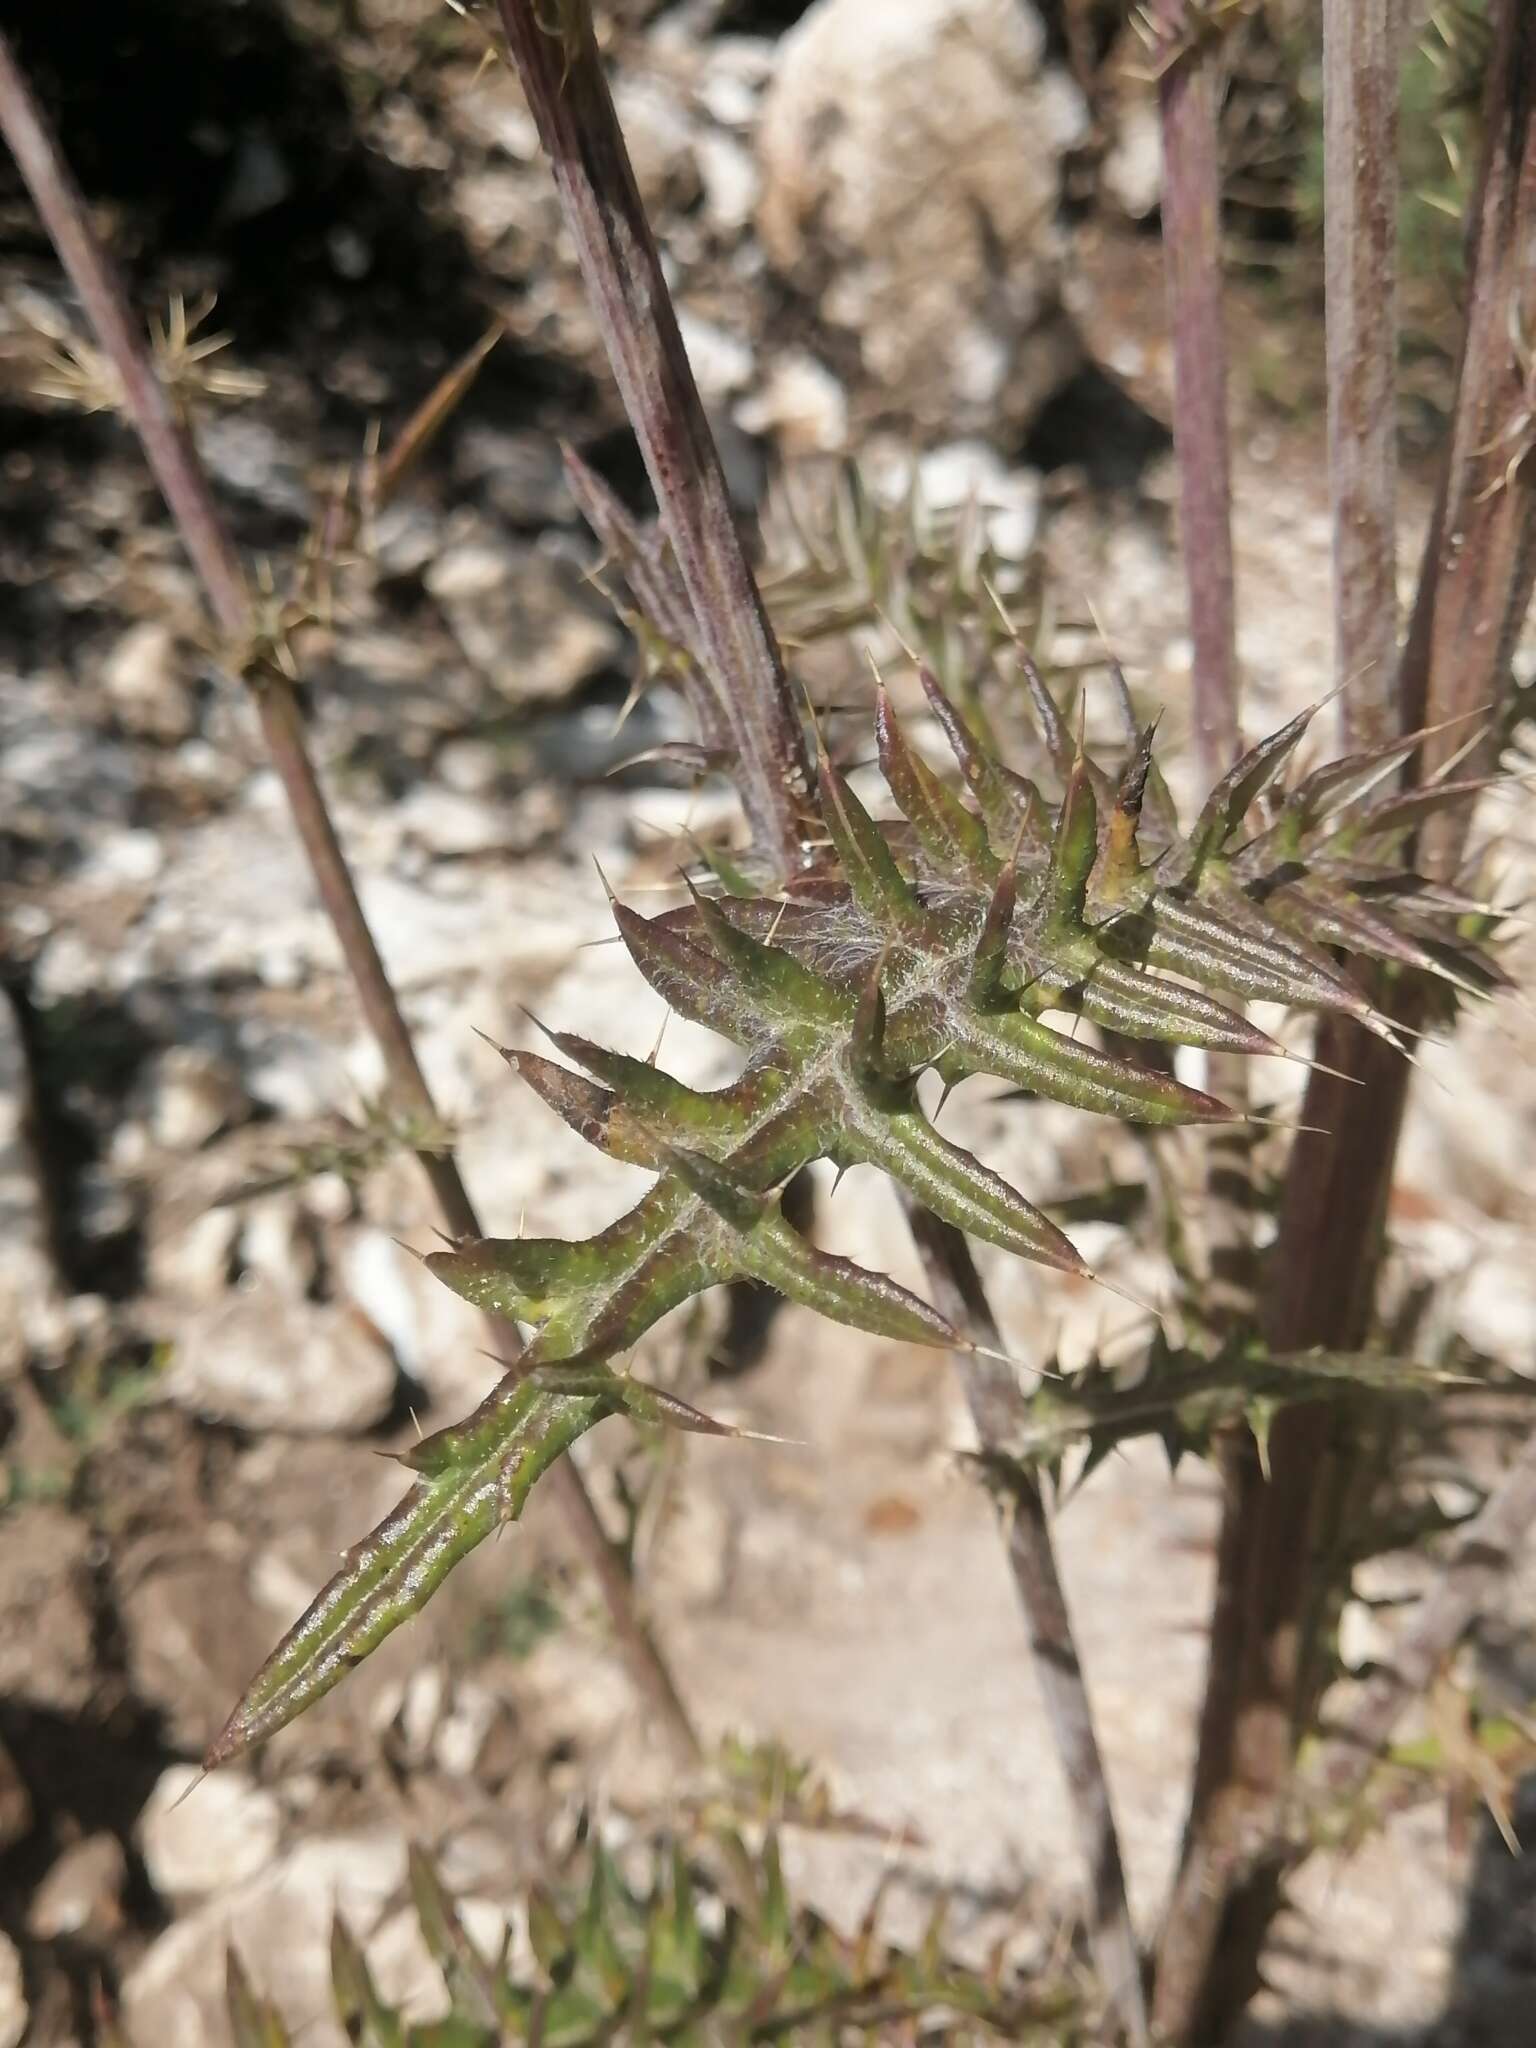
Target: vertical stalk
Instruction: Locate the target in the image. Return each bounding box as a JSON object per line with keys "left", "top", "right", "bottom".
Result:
{"left": 1148, "top": 0, "right": 1251, "bottom": 1367}
{"left": 1140, "top": 11, "right": 1258, "bottom": 2033}
{"left": 494, "top": 0, "right": 811, "bottom": 882}
{"left": 0, "top": 27, "right": 701, "bottom": 1767}
{"left": 908, "top": 1213, "right": 1149, "bottom": 2048}
{"left": 1159, "top": 5, "right": 1536, "bottom": 2037}
{"left": 1400, "top": 0, "right": 1536, "bottom": 824}
{"left": 1154, "top": 0, "right": 1240, "bottom": 776}
{"left": 1324, "top": 0, "right": 1402, "bottom": 753}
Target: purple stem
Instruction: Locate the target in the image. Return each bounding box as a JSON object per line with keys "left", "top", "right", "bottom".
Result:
{"left": 494, "top": 0, "right": 811, "bottom": 882}
{"left": 1324, "top": 0, "right": 1402, "bottom": 752}
{"left": 1155, "top": 0, "right": 1240, "bottom": 781}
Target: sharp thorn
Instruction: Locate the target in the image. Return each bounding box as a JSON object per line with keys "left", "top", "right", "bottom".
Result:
{"left": 971, "top": 1340, "right": 1062, "bottom": 1380}
{"left": 1244, "top": 1116, "right": 1334, "bottom": 1137}
{"left": 169, "top": 1766, "right": 211, "bottom": 1809}
{"left": 517, "top": 1004, "right": 560, "bottom": 1050}
{"left": 1089, "top": 1270, "right": 1165, "bottom": 1323}
{"left": 1281, "top": 1049, "right": 1367, "bottom": 1086}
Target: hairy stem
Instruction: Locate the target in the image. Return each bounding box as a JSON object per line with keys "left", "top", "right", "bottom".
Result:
{"left": 0, "top": 27, "right": 700, "bottom": 1766}
{"left": 493, "top": 0, "right": 811, "bottom": 882}
{"left": 908, "top": 1210, "right": 1149, "bottom": 2048}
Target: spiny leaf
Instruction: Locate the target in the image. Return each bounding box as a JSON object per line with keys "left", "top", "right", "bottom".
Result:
{"left": 613, "top": 901, "right": 753, "bottom": 1038}
{"left": 1015, "top": 644, "right": 1073, "bottom": 776}
{"left": 968, "top": 859, "right": 1017, "bottom": 1004}
{"left": 950, "top": 1007, "right": 1234, "bottom": 1126}
{"left": 1172, "top": 700, "right": 1318, "bottom": 883}
{"left": 816, "top": 742, "right": 929, "bottom": 932}
{"left": 1088, "top": 724, "right": 1156, "bottom": 908}
{"left": 1325, "top": 774, "right": 1506, "bottom": 860}
{"left": 530, "top": 1023, "right": 761, "bottom": 1145}
{"left": 563, "top": 447, "right": 732, "bottom": 757}
{"left": 841, "top": 1095, "right": 1086, "bottom": 1274}
{"left": 528, "top": 1366, "right": 757, "bottom": 1440}
{"left": 1045, "top": 747, "right": 1099, "bottom": 933}
{"left": 849, "top": 950, "right": 897, "bottom": 1086}
{"left": 919, "top": 663, "right": 1045, "bottom": 853}
{"left": 666, "top": 1143, "right": 963, "bottom": 1349}
{"left": 874, "top": 685, "right": 992, "bottom": 874}
{"left": 1004, "top": 1345, "right": 1496, "bottom": 1478}
{"left": 1111, "top": 887, "right": 1391, "bottom": 1033}
{"left": 221, "top": 1828, "right": 1071, "bottom": 2047}
{"left": 410, "top": 1847, "right": 502, "bottom": 2026}
{"left": 1023, "top": 949, "right": 1283, "bottom": 1058}
{"left": 207, "top": 1376, "right": 608, "bottom": 1764}
{"left": 674, "top": 887, "right": 851, "bottom": 1030}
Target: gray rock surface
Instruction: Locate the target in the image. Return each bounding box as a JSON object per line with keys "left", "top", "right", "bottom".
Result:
{"left": 757, "top": 0, "right": 1084, "bottom": 433}
{"left": 165, "top": 1281, "right": 397, "bottom": 1435}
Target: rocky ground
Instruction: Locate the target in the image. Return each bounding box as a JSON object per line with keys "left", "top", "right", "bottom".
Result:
{"left": 2, "top": 2, "right": 1535, "bottom": 2044}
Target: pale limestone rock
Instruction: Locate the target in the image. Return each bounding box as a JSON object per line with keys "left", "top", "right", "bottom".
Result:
{"left": 757, "top": 0, "right": 1083, "bottom": 433}
{"left": 141, "top": 1766, "right": 282, "bottom": 1899}
{"left": 167, "top": 1279, "right": 396, "bottom": 1435}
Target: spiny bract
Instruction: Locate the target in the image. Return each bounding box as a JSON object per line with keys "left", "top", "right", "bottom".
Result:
{"left": 210, "top": 649, "right": 1501, "bottom": 1763}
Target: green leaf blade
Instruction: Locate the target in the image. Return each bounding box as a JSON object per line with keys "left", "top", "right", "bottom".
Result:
{"left": 205, "top": 1379, "right": 606, "bottom": 1768}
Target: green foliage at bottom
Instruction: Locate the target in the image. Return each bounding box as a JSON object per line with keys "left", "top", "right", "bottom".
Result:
{"left": 113, "top": 1834, "right": 1083, "bottom": 2047}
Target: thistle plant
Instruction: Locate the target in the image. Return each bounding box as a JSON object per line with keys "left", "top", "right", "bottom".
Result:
{"left": 4, "top": 1, "right": 1536, "bottom": 2044}
{"left": 200, "top": 631, "right": 1502, "bottom": 1768}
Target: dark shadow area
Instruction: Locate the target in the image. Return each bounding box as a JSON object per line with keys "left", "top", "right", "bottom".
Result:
{"left": 0, "top": 1700, "right": 175, "bottom": 2033}
{"left": 0, "top": 0, "right": 599, "bottom": 448}
{"left": 1, "top": 0, "right": 476, "bottom": 351}
{"left": 1021, "top": 360, "right": 1173, "bottom": 496}
{"left": 702, "top": 0, "right": 818, "bottom": 28}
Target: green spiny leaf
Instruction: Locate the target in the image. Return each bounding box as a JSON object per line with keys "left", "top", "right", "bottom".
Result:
{"left": 1045, "top": 747, "right": 1098, "bottom": 933}
{"left": 950, "top": 1007, "right": 1234, "bottom": 1126}
{"left": 207, "top": 1376, "right": 609, "bottom": 1764}
{"left": 1173, "top": 700, "right": 1318, "bottom": 883}
{"left": 840, "top": 1090, "right": 1085, "bottom": 1275}
{"left": 874, "top": 685, "right": 993, "bottom": 875}
{"left": 919, "top": 663, "right": 1046, "bottom": 853}
{"left": 679, "top": 886, "right": 852, "bottom": 1030}
{"left": 816, "top": 742, "right": 929, "bottom": 933}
